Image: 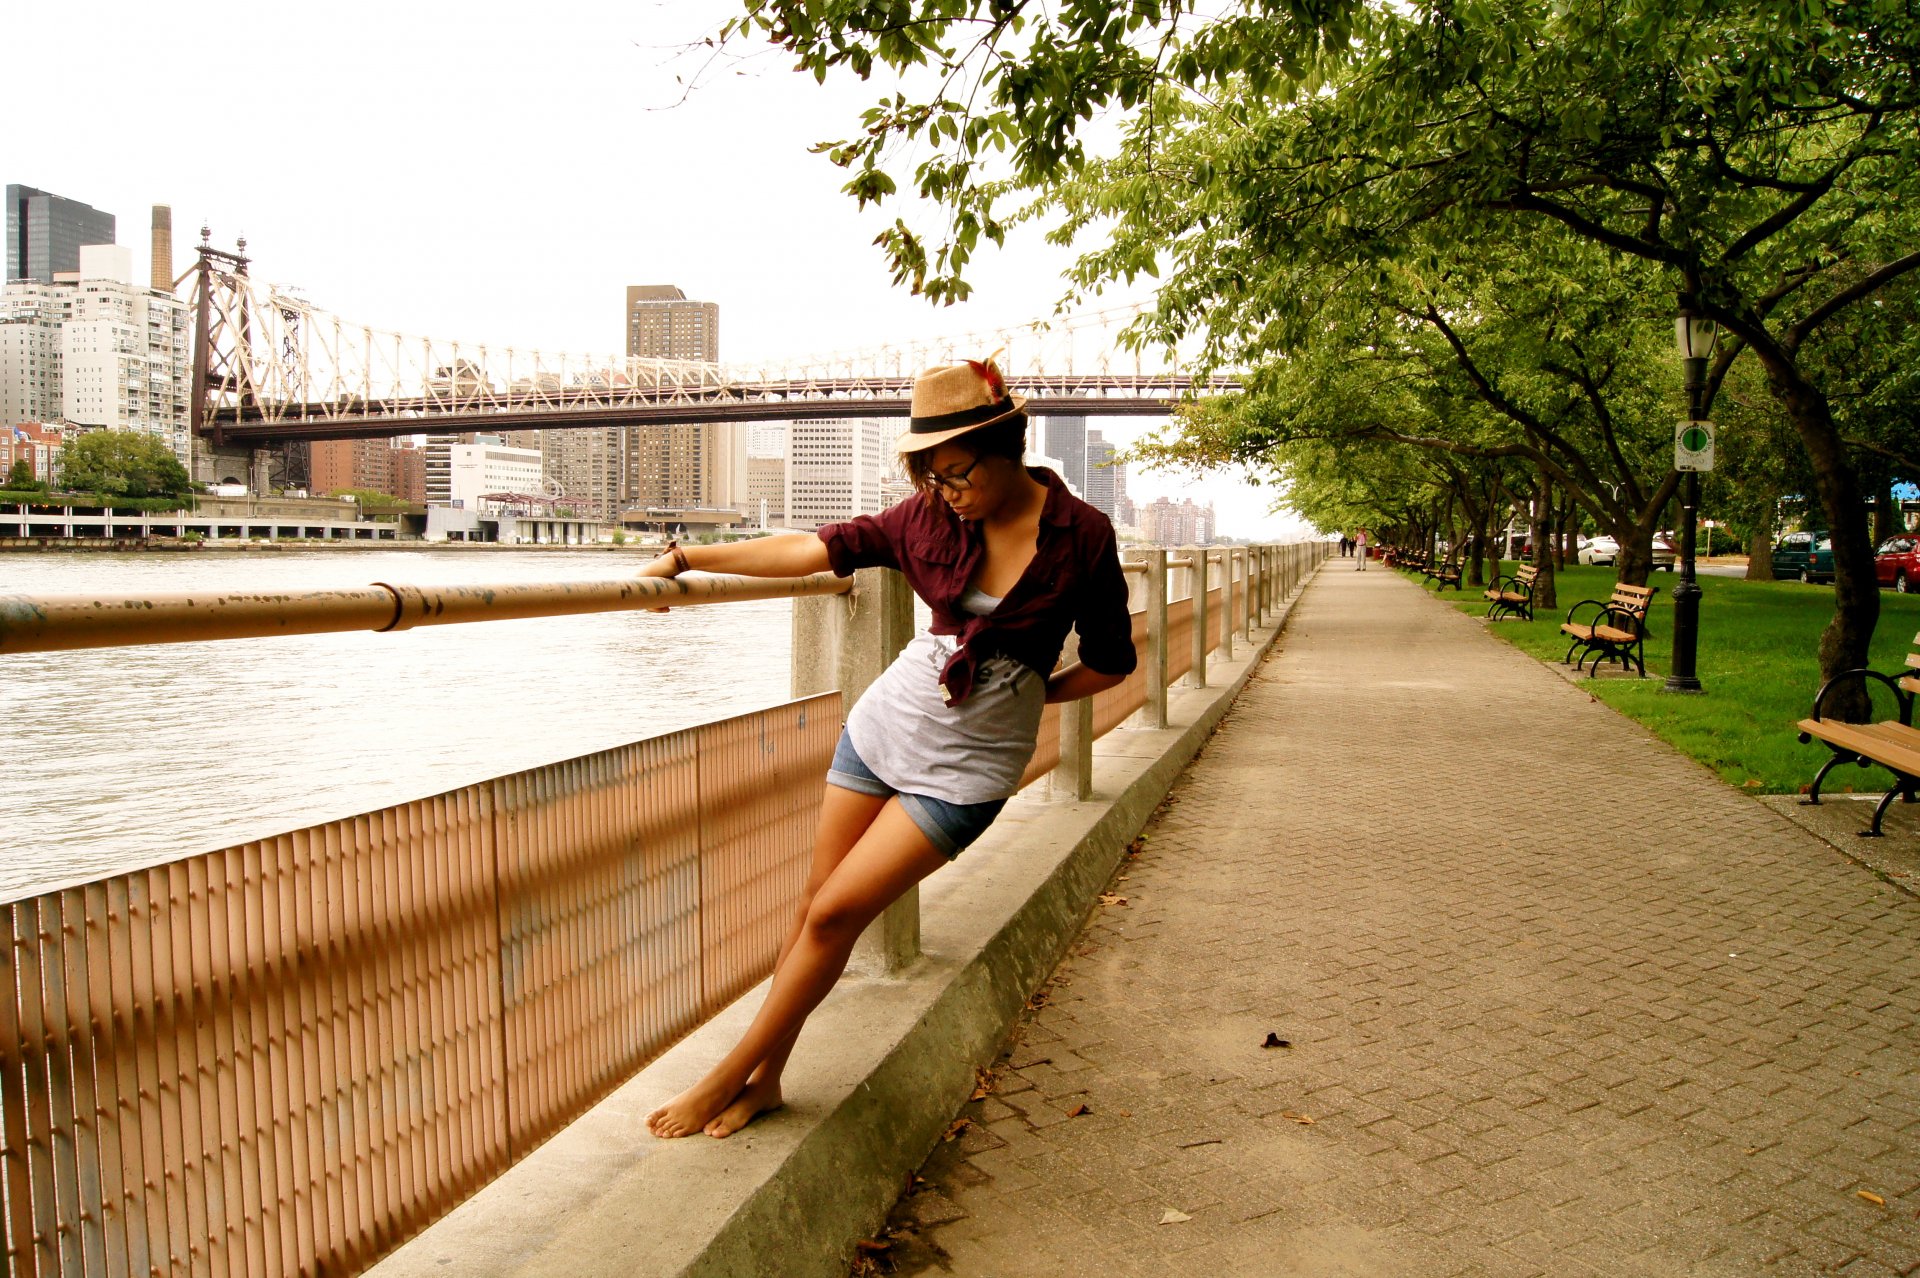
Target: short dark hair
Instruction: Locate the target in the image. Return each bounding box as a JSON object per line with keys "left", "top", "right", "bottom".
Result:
{"left": 902, "top": 413, "right": 1028, "bottom": 497}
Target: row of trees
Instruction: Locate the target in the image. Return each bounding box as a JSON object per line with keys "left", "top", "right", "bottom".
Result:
{"left": 721, "top": 0, "right": 1919, "bottom": 691}
{"left": 4, "top": 431, "right": 191, "bottom": 501}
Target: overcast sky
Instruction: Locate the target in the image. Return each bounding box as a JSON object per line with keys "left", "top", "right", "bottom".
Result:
{"left": 15, "top": 0, "right": 1315, "bottom": 538}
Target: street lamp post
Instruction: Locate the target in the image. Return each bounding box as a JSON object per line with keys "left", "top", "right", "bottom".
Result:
{"left": 1666, "top": 307, "right": 1717, "bottom": 694}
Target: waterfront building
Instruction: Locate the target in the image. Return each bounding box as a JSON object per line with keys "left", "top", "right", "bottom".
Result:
{"left": 1, "top": 422, "right": 66, "bottom": 481}
{"left": 1036, "top": 415, "right": 1088, "bottom": 496}
{"left": 6, "top": 184, "right": 115, "bottom": 284}
{"left": 1025, "top": 450, "right": 1081, "bottom": 497}
{"left": 1139, "top": 495, "right": 1217, "bottom": 545}
{"left": 150, "top": 206, "right": 173, "bottom": 292}
{"left": 309, "top": 437, "right": 412, "bottom": 498}
{"left": 58, "top": 246, "right": 192, "bottom": 463}
{"left": 392, "top": 441, "right": 427, "bottom": 504}
{"left": 784, "top": 417, "right": 895, "bottom": 531}
{"left": 746, "top": 454, "right": 786, "bottom": 527}
{"left": 422, "top": 433, "right": 463, "bottom": 506}
{"left": 0, "top": 281, "right": 71, "bottom": 428}
{"left": 541, "top": 426, "right": 622, "bottom": 521}
{"left": 448, "top": 439, "right": 543, "bottom": 513}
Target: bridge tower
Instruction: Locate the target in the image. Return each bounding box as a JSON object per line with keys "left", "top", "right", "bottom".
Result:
{"left": 187, "top": 227, "right": 273, "bottom": 489}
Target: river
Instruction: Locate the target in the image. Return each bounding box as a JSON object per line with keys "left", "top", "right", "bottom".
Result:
{"left": 0, "top": 548, "right": 798, "bottom": 901}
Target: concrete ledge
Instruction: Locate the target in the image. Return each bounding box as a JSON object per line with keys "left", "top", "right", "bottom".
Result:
{"left": 368, "top": 565, "right": 1323, "bottom": 1278}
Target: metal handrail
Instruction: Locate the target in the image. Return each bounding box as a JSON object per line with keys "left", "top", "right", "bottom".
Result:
{"left": 0, "top": 571, "right": 852, "bottom": 655}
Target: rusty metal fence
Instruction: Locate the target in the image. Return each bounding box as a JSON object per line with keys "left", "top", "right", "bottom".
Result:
{"left": 1, "top": 696, "right": 839, "bottom": 1278}
{"left": 2, "top": 541, "right": 1327, "bottom": 1278}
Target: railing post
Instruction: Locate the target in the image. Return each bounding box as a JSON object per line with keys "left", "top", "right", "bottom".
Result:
{"left": 791, "top": 566, "right": 918, "bottom": 973}
{"left": 1057, "top": 693, "right": 1094, "bottom": 801}
{"left": 1139, "top": 547, "right": 1168, "bottom": 729}
{"left": 1188, "top": 546, "right": 1209, "bottom": 689}
{"left": 1215, "top": 550, "right": 1235, "bottom": 663}
{"left": 1239, "top": 547, "right": 1254, "bottom": 641}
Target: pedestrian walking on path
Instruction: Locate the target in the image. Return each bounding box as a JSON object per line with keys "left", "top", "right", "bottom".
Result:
{"left": 637, "top": 358, "right": 1136, "bottom": 1141}
{"left": 875, "top": 565, "right": 1919, "bottom": 1276}
{"left": 1352, "top": 526, "right": 1368, "bottom": 568}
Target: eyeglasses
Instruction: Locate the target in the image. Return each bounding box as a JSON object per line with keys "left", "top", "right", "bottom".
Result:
{"left": 931, "top": 455, "right": 985, "bottom": 493}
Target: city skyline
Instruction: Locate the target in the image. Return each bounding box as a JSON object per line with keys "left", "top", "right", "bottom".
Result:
{"left": 7, "top": 0, "right": 1310, "bottom": 538}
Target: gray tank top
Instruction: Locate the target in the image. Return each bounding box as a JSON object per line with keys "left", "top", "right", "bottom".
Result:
{"left": 844, "top": 587, "right": 1048, "bottom": 803}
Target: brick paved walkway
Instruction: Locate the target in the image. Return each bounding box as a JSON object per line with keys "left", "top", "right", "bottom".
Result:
{"left": 874, "top": 566, "right": 1920, "bottom": 1277}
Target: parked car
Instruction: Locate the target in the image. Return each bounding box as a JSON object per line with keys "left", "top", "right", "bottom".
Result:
{"left": 1650, "top": 533, "right": 1678, "bottom": 571}
{"left": 1774, "top": 530, "right": 1834, "bottom": 583}
{"left": 1577, "top": 535, "right": 1619, "bottom": 566}
{"left": 1876, "top": 536, "right": 1920, "bottom": 592}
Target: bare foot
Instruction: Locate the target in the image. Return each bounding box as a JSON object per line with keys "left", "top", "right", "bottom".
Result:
{"left": 646, "top": 1075, "right": 738, "bottom": 1139}
{"left": 703, "top": 1077, "right": 784, "bottom": 1139}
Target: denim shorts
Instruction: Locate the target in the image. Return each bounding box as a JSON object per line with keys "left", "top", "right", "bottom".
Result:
{"left": 827, "top": 729, "right": 1008, "bottom": 859}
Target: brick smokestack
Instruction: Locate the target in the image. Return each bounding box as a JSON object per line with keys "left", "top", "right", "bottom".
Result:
{"left": 150, "top": 205, "right": 173, "bottom": 291}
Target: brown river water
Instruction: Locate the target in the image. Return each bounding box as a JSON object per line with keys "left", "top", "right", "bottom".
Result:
{"left": 0, "top": 547, "right": 796, "bottom": 900}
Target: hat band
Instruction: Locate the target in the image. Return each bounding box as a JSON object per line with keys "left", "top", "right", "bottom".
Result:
{"left": 908, "top": 397, "right": 1016, "bottom": 435}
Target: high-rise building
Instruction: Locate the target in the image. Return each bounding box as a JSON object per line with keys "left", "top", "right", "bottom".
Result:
{"left": 624, "top": 285, "right": 719, "bottom": 361}
{"left": 0, "top": 281, "right": 72, "bottom": 428}
{"left": 310, "top": 437, "right": 413, "bottom": 498}
{"left": 746, "top": 455, "right": 786, "bottom": 527}
{"left": 784, "top": 418, "right": 895, "bottom": 530}
{"left": 1037, "top": 415, "right": 1087, "bottom": 495}
{"left": 3, "top": 246, "right": 189, "bottom": 461}
{"left": 621, "top": 285, "right": 738, "bottom": 514}
{"left": 150, "top": 206, "right": 173, "bottom": 292}
{"left": 541, "top": 426, "right": 622, "bottom": 521}
{"left": 1084, "top": 429, "right": 1121, "bottom": 518}
{"left": 1139, "top": 496, "right": 1217, "bottom": 545}
{"left": 6, "top": 185, "right": 115, "bottom": 284}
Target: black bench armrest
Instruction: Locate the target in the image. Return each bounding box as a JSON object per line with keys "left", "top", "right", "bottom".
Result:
{"left": 1803, "top": 667, "right": 1913, "bottom": 729}
{"left": 1562, "top": 597, "right": 1610, "bottom": 628}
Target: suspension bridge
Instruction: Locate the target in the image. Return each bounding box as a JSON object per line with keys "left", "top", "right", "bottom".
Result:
{"left": 186, "top": 231, "right": 1240, "bottom": 450}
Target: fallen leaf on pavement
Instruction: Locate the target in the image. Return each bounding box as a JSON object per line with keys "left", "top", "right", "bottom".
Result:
{"left": 855, "top": 1238, "right": 893, "bottom": 1253}
{"left": 1067, "top": 1103, "right": 1092, "bottom": 1117}
{"left": 1011, "top": 1057, "right": 1052, "bottom": 1070}
{"left": 1261, "top": 1032, "right": 1291, "bottom": 1049}
{"left": 1857, "top": 1190, "right": 1886, "bottom": 1206}
{"left": 1280, "top": 1111, "right": 1316, "bottom": 1125}
{"left": 1177, "top": 1137, "right": 1222, "bottom": 1149}
{"left": 1099, "top": 893, "right": 1129, "bottom": 907}
{"left": 1742, "top": 779, "right": 1764, "bottom": 788}
{"left": 1159, "top": 1209, "right": 1192, "bottom": 1225}
{"left": 942, "top": 1118, "right": 972, "bottom": 1142}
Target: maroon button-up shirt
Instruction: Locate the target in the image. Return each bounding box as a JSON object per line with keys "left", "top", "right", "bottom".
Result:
{"left": 817, "top": 468, "right": 1137, "bottom": 705}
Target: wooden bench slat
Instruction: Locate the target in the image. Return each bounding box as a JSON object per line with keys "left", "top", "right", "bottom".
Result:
{"left": 1797, "top": 718, "right": 1920, "bottom": 777}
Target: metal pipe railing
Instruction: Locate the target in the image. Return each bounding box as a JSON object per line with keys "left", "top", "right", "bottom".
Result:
{"left": 0, "top": 572, "right": 852, "bottom": 655}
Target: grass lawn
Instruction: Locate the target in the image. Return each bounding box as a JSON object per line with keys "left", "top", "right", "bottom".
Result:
{"left": 1409, "top": 561, "right": 1920, "bottom": 795}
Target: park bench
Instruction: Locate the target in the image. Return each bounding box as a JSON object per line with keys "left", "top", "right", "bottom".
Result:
{"left": 1422, "top": 556, "right": 1464, "bottom": 592}
{"left": 1559, "top": 582, "right": 1658, "bottom": 677}
{"left": 1483, "top": 563, "right": 1538, "bottom": 622}
{"left": 1796, "top": 636, "right": 1920, "bottom": 837}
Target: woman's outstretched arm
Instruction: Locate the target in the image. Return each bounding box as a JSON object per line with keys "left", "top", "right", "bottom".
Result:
{"left": 638, "top": 532, "right": 831, "bottom": 581}
{"left": 1045, "top": 662, "right": 1126, "bottom": 704}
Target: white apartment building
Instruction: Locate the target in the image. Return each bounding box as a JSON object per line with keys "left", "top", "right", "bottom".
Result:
{"left": 448, "top": 440, "right": 543, "bottom": 513}
{"left": 0, "top": 281, "right": 73, "bottom": 429}
{"left": 784, "top": 418, "right": 896, "bottom": 531}
{"left": 57, "top": 246, "right": 192, "bottom": 463}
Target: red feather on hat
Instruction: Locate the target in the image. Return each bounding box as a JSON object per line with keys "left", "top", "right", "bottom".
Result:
{"left": 967, "top": 359, "right": 1007, "bottom": 400}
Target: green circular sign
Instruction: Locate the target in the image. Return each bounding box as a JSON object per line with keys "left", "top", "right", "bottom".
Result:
{"left": 1680, "top": 425, "right": 1711, "bottom": 452}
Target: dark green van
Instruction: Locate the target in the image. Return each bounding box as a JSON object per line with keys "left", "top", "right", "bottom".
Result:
{"left": 1774, "top": 530, "right": 1834, "bottom": 583}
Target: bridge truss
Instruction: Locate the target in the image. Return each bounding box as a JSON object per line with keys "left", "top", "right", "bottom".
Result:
{"left": 187, "top": 235, "right": 1238, "bottom": 447}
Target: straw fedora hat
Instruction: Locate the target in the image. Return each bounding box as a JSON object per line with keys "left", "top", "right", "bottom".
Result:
{"left": 896, "top": 358, "right": 1028, "bottom": 452}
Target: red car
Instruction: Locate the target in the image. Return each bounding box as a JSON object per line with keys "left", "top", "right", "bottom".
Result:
{"left": 1875, "top": 536, "right": 1920, "bottom": 592}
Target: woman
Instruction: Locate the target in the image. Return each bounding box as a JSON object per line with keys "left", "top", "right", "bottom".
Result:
{"left": 642, "top": 358, "right": 1137, "bottom": 1139}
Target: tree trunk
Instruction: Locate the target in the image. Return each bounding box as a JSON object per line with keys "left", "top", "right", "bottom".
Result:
{"left": 1746, "top": 529, "right": 1775, "bottom": 581}
{"left": 1874, "top": 476, "right": 1897, "bottom": 547}
{"left": 1759, "top": 351, "right": 1878, "bottom": 715}
{"left": 1530, "top": 475, "right": 1557, "bottom": 611}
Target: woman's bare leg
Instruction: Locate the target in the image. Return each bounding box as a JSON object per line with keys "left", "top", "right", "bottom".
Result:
{"left": 692, "top": 786, "right": 886, "bottom": 1136}
{"left": 646, "top": 797, "right": 947, "bottom": 1138}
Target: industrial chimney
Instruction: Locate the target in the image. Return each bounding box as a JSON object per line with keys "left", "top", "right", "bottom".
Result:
{"left": 150, "top": 205, "right": 173, "bottom": 291}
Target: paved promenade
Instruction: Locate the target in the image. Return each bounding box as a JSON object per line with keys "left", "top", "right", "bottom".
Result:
{"left": 877, "top": 566, "right": 1920, "bottom": 1277}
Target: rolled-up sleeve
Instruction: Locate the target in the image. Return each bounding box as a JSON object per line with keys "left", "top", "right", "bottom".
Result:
{"left": 1073, "top": 525, "right": 1138, "bottom": 677}
{"left": 816, "top": 503, "right": 911, "bottom": 577}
